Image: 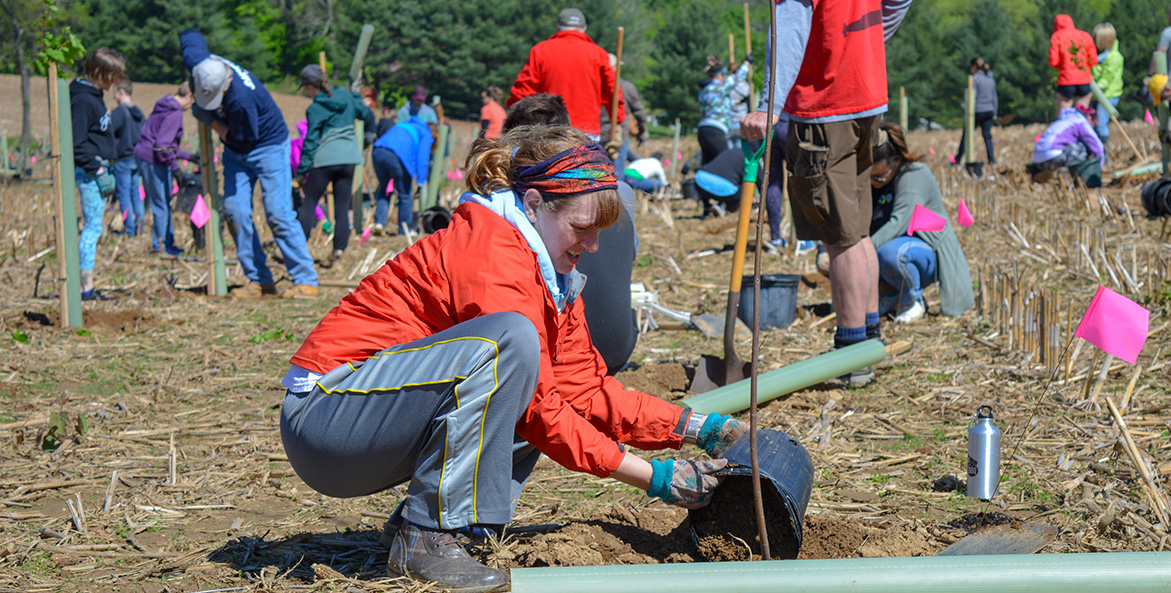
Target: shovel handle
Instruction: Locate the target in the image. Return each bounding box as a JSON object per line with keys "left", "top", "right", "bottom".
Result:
{"left": 728, "top": 142, "right": 766, "bottom": 293}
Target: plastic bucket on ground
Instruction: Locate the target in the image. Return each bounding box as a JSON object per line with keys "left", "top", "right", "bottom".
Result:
{"left": 738, "top": 274, "right": 799, "bottom": 329}
{"left": 689, "top": 429, "right": 814, "bottom": 560}
{"left": 419, "top": 205, "right": 452, "bottom": 234}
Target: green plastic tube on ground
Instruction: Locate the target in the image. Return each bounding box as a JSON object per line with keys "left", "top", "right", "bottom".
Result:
{"left": 680, "top": 339, "right": 887, "bottom": 415}
{"left": 510, "top": 552, "right": 1171, "bottom": 593}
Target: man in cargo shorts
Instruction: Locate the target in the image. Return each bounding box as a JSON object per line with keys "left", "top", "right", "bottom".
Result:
{"left": 741, "top": 0, "right": 911, "bottom": 387}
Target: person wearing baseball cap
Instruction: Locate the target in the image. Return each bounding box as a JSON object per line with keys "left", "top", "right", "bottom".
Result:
{"left": 396, "top": 85, "right": 438, "bottom": 125}
{"left": 507, "top": 7, "right": 626, "bottom": 141}
{"left": 180, "top": 27, "right": 319, "bottom": 298}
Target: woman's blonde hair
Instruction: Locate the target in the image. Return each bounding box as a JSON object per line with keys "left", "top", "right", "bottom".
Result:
{"left": 1092, "top": 23, "right": 1116, "bottom": 53}
{"left": 82, "top": 47, "right": 125, "bottom": 89}
{"left": 464, "top": 125, "right": 621, "bottom": 229}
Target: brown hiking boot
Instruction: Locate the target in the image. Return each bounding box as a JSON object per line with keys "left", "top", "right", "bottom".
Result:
{"left": 282, "top": 284, "right": 320, "bottom": 298}
{"left": 387, "top": 522, "right": 508, "bottom": 593}
{"left": 228, "top": 283, "right": 277, "bottom": 299}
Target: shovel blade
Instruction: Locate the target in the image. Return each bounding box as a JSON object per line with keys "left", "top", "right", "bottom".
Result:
{"left": 936, "top": 522, "right": 1057, "bottom": 556}
{"left": 689, "top": 354, "right": 751, "bottom": 394}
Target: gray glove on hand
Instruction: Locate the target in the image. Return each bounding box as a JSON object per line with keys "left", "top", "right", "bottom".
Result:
{"left": 648, "top": 458, "right": 727, "bottom": 509}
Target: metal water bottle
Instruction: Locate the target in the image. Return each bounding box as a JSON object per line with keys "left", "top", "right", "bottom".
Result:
{"left": 966, "top": 405, "right": 1001, "bottom": 500}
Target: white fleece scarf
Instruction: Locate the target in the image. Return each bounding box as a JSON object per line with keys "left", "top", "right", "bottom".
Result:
{"left": 459, "top": 189, "right": 568, "bottom": 310}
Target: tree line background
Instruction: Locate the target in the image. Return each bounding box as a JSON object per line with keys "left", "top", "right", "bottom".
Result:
{"left": 3, "top": 0, "right": 1170, "bottom": 133}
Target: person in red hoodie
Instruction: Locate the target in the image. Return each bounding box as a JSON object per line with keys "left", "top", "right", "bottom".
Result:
{"left": 1049, "top": 14, "right": 1098, "bottom": 110}
{"left": 507, "top": 8, "right": 625, "bottom": 143}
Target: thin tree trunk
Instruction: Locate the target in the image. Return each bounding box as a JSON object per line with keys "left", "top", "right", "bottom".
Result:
{"left": 17, "top": 25, "right": 31, "bottom": 179}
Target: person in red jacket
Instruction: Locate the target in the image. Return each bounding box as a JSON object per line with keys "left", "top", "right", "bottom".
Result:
{"left": 1049, "top": 14, "right": 1098, "bottom": 110}
{"left": 507, "top": 8, "right": 625, "bottom": 142}
{"left": 279, "top": 125, "right": 746, "bottom": 593}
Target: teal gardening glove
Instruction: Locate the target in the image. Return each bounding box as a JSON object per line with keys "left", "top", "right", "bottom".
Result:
{"left": 95, "top": 169, "right": 116, "bottom": 199}
{"left": 695, "top": 412, "right": 749, "bottom": 459}
{"left": 647, "top": 458, "right": 727, "bottom": 509}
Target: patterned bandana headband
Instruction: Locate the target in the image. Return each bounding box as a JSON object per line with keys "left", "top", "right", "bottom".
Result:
{"left": 513, "top": 144, "right": 618, "bottom": 195}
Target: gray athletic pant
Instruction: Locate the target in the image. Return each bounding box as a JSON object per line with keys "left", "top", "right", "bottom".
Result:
{"left": 280, "top": 312, "right": 541, "bottom": 531}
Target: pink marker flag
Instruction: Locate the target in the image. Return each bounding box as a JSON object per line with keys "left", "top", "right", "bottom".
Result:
{"left": 957, "top": 199, "right": 974, "bottom": 227}
{"left": 929, "top": 147, "right": 936, "bottom": 155}
{"left": 172, "top": 183, "right": 179, "bottom": 194}
{"left": 454, "top": 167, "right": 464, "bottom": 181}
{"left": 139, "top": 186, "right": 146, "bottom": 200}
{"left": 387, "top": 179, "right": 395, "bottom": 195}
{"left": 1146, "top": 109, "right": 1156, "bottom": 125}
{"left": 947, "top": 153, "right": 956, "bottom": 164}
{"left": 30, "top": 155, "right": 36, "bottom": 164}
{"left": 360, "top": 227, "right": 372, "bottom": 243}
{"left": 122, "top": 208, "right": 129, "bottom": 221}
{"left": 906, "top": 204, "right": 947, "bottom": 236}
{"left": 676, "top": 152, "right": 683, "bottom": 160}
{"left": 315, "top": 204, "right": 326, "bottom": 221}
{"left": 446, "top": 170, "right": 455, "bottom": 181}
{"left": 1075, "top": 285, "right": 1150, "bottom": 364}
{"left": 190, "top": 194, "right": 211, "bottom": 229}
{"left": 213, "top": 155, "right": 219, "bottom": 163}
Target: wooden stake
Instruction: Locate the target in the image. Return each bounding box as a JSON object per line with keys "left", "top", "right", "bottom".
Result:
{"left": 48, "top": 62, "right": 82, "bottom": 327}
{"left": 1082, "top": 348, "right": 1102, "bottom": 401}
{"left": 1106, "top": 397, "right": 1171, "bottom": 526}
{"left": 607, "top": 27, "right": 625, "bottom": 151}
{"left": 1120, "top": 365, "right": 1142, "bottom": 412}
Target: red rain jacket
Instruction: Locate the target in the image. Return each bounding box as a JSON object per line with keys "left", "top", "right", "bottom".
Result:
{"left": 1049, "top": 15, "right": 1097, "bottom": 86}
{"left": 507, "top": 30, "right": 625, "bottom": 137}
{"left": 291, "top": 202, "right": 683, "bottom": 478}
{"left": 784, "top": 0, "right": 890, "bottom": 119}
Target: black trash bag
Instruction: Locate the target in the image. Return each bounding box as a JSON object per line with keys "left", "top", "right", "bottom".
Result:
{"left": 1141, "top": 177, "right": 1171, "bottom": 218}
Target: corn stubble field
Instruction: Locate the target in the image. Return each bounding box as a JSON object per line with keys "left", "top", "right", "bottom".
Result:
{"left": 1, "top": 88, "right": 1170, "bottom": 591}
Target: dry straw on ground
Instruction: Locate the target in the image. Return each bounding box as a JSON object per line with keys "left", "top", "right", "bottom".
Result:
{"left": 0, "top": 117, "right": 1169, "bottom": 591}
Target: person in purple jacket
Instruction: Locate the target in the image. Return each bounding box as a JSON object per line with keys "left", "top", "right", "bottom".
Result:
{"left": 134, "top": 81, "right": 196, "bottom": 256}
{"left": 1027, "top": 106, "right": 1104, "bottom": 187}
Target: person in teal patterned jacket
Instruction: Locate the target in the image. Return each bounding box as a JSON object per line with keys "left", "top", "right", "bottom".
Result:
{"left": 697, "top": 56, "right": 751, "bottom": 164}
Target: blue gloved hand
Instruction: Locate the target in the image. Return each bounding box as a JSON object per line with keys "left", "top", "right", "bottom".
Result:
{"left": 647, "top": 458, "right": 727, "bottom": 509}
{"left": 95, "top": 169, "right": 116, "bottom": 198}
{"left": 697, "top": 413, "right": 748, "bottom": 459}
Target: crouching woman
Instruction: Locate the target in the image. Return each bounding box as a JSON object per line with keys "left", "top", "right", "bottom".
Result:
{"left": 869, "top": 123, "right": 975, "bottom": 323}
{"left": 279, "top": 125, "right": 745, "bottom": 593}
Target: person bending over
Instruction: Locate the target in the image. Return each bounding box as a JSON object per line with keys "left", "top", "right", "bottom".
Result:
{"left": 869, "top": 123, "right": 974, "bottom": 323}
{"left": 1027, "top": 106, "right": 1104, "bottom": 188}
{"left": 280, "top": 125, "right": 745, "bottom": 592}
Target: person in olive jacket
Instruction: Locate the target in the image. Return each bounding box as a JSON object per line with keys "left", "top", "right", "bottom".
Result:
{"left": 294, "top": 65, "right": 372, "bottom": 264}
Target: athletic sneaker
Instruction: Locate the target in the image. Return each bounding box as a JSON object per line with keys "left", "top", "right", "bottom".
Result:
{"left": 825, "top": 366, "right": 876, "bottom": 389}
{"left": 894, "top": 298, "right": 926, "bottom": 324}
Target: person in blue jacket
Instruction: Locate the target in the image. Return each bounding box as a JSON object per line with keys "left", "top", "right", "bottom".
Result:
{"left": 179, "top": 27, "right": 318, "bottom": 298}
{"left": 370, "top": 116, "right": 434, "bottom": 235}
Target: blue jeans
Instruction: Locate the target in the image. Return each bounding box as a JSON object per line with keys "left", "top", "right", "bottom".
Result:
{"left": 138, "top": 159, "right": 176, "bottom": 252}
{"left": 75, "top": 167, "right": 104, "bottom": 272}
{"left": 372, "top": 146, "right": 413, "bottom": 230}
{"left": 877, "top": 236, "right": 936, "bottom": 309}
{"left": 625, "top": 176, "right": 664, "bottom": 194}
{"left": 222, "top": 142, "right": 317, "bottom": 286}
{"left": 1095, "top": 96, "right": 1119, "bottom": 140}
{"left": 112, "top": 158, "right": 143, "bottom": 236}
{"left": 613, "top": 140, "right": 632, "bottom": 176}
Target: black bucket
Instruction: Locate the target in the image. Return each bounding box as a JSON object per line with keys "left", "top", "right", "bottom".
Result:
{"left": 689, "top": 429, "right": 814, "bottom": 560}
{"left": 419, "top": 205, "right": 452, "bottom": 234}
{"left": 738, "top": 274, "right": 799, "bottom": 329}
